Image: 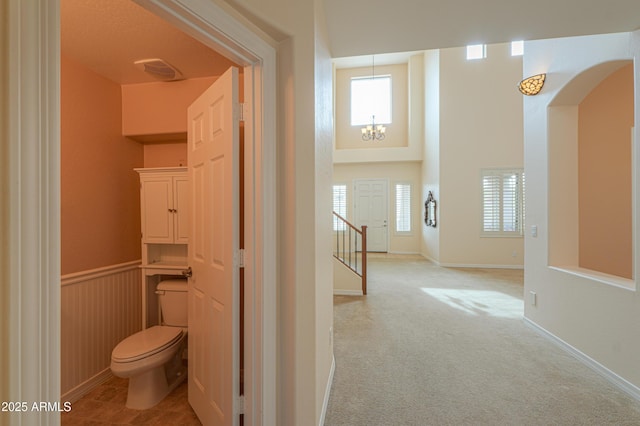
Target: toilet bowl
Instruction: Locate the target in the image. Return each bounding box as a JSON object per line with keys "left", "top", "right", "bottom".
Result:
{"left": 110, "top": 279, "right": 188, "bottom": 410}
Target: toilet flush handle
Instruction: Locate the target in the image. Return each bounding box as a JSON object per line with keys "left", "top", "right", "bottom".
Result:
{"left": 182, "top": 266, "right": 193, "bottom": 278}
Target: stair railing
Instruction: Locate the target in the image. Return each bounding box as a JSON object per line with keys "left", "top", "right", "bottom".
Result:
{"left": 332, "top": 211, "right": 367, "bottom": 295}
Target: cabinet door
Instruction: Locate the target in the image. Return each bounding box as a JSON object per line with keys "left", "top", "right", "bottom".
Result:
{"left": 174, "top": 176, "right": 189, "bottom": 243}
{"left": 141, "top": 177, "right": 174, "bottom": 243}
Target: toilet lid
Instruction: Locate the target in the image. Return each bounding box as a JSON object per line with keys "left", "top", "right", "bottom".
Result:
{"left": 112, "top": 326, "right": 183, "bottom": 362}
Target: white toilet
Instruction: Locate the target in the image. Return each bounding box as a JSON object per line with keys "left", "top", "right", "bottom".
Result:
{"left": 111, "top": 278, "right": 188, "bottom": 410}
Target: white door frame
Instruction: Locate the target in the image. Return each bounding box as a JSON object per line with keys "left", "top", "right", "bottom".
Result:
{"left": 4, "top": 0, "right": 277, "bottom": 424}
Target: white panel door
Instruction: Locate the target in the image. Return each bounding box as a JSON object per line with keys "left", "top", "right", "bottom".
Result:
{"left": 187, "top": 67, "right": 240, "bottom": 426}
{"left": 355, "top": 179, "right": 388, "bottom": 252}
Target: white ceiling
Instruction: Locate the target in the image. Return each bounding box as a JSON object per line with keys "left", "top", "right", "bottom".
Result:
{"left": 62, "top": 0, "right": 640, "bottom": 82}
{"left": 61, "top": 0, "right": 238, "bottom": 84}
{"left": 324, "top": 0, "right": 640, "bottom": 58}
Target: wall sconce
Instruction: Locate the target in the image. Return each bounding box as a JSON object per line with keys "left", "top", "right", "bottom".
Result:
{"left": 518, "top": 73, "right": 546, "bottom": 96}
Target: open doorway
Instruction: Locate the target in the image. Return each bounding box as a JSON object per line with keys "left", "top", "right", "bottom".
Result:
{"left": 5, "top": 0, "right": 276, "bottom": 423}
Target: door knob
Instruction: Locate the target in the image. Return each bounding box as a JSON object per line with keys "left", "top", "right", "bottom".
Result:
{"left": 182, "top": 267, "right": 193, "bottom": 278}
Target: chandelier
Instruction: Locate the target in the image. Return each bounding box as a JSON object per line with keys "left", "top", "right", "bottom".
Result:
{"left": 361, "top": 55, "right": 386, "bottom": 141}
{"left": 361, "top": 115, "right": 386, "bottom": 141}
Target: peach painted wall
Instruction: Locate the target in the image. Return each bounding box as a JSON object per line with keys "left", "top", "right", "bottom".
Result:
{"left": 143, "top": 142, "right": 188, "bottom": 168}
{"left": 61, "top": 55, "right": 144, "bottom": 274}
{"left": 578, "top": 64, "right": 634, "bottom": 278}
{"left": 121, "top": 76, "right": 218, "bottom": 137}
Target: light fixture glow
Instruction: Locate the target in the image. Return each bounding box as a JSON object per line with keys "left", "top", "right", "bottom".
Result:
{"left": 361, "top": 115, "right": 386, "bottom": 141}
{"left": 518, "top": 73, "right": 546, "bottom": 96}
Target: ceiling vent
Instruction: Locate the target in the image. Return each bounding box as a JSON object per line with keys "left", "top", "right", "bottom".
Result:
{"left": 134, "top": 58, "right": 184, "bottom": 82}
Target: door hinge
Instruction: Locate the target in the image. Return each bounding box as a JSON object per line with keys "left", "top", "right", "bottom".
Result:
{"left": 238, "top": 249, "right": 245, "bottom": 268}
{"left": 238, "top": 102, "right": 247, "bottom": 122}
{"left": 237, "top": 395, "right": 245, "bottom": 415}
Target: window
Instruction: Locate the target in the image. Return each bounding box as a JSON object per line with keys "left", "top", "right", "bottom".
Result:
{"left": 482, "top": 169, "right": 524, "bottom": 236}
{"left": 350, "top": 76, "right": 392, "bottom": 126}
{"left": 395, "top": 183, "right": 411, "bottom": 233}
{"left": 511, "top": 40, "right": 524, "bottom": 56}
{"left": 333, "top": 184, "right": 347, "bottom": 231}
{"left": 466, "top": 44, "right": 486, "bottom": 60}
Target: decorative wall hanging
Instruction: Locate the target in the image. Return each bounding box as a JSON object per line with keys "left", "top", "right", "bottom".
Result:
{"left": 425, "top": 191, "right": 437, "bottom": 227}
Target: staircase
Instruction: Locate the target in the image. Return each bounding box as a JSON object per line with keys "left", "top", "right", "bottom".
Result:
{"left": 332, "top": 212, "right": 368, "bottom": 295}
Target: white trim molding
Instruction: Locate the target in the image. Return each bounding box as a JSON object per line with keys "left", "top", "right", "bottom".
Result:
{"left": 333, "top": 290, "right": 364, "bottom": 296}
{"left": 319, "top": 356, "right": 336, "bottom": 426}
{"left": 421, "top": 253, "right": 441, "bottom": 265}
{"left": 439, "top": 263, "right": 524, "bottom": 270}
{"left": 61, "top": 260, "right": 141, "bottom": 286}
{"left": 0, "top": 0, "right": 8, "bottom": 406}
{"left": 387, "top": 251, "right": 422, "bottom": 255}
{"left": 6, "top": 1, "right": 61, "bottom": 424}
{"left": 62, "top": 369, "right": 113, "bottom": 405}
{"left": 524, "top": 317, "right": 640, "bottom": 402}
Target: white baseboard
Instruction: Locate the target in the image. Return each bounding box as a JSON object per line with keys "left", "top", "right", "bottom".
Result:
{"left": 385, "top": 253, "right": 522, "bottom": 270}
{"left": 439, "top": 262, "right": 524, "bottom": 270}
{"left": 319, "top": 355, "right": 336, "bottom": 426}
{"left": 421, "top": 254, "right": 440, "bottom": 265}
{"left": 333, "top": 289, "right": 363, "bottom": 296}
{"left": 523, "top": 317, "right": 640, "bottom": 402}
{"left": 62, "top": 368, "right": 114, "bottom": 404}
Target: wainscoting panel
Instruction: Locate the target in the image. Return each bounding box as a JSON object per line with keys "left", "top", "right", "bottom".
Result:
{"left": 61, "top": 261, "right": 142, "bottom": 402}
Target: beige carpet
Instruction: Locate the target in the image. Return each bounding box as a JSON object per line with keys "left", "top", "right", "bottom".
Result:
{"left": 325, "top": 255, "right": 640, "bottom": 425}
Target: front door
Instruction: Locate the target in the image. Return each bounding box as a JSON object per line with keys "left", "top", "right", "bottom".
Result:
{"left": 354, "top": 179, "right": 388, "bottom": 252}
{"left": 187, "top": 67, "right": 240, "bottom": 426}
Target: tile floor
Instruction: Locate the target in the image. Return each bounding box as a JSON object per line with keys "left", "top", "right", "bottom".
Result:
{"left": 61, "top": 376, "right": 201, "bottom": 425}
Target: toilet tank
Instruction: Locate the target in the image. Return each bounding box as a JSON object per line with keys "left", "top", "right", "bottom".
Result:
{"left": 157, "top": 279, "right": 188, "bottom": 327}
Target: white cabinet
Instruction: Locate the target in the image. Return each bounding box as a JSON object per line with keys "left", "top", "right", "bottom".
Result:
{"left": 136, "top": 167, "right": 189, "bottom": 328}
{"left": 137, "top": 168, "right": 188, "bottom": 244}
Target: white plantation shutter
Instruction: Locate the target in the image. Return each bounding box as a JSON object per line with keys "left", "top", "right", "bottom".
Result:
{"left": 333, "top": 184, "right": 347, "bottom": 231}
{"left": 395, "top": 183, "right": 411, "bottom": 233}
{"left": 521, "top": 173, "right": 525, "bottom": 227}
{"left": 482, "top": 169, "right": 524, "bottom": 236}
{"left": 483, "top": 175, "right": 501, "bottom": 232}
{"left": 502, "top": 174, "right": 518, "bottom": 232}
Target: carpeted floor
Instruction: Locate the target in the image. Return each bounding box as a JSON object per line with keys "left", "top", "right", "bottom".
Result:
{"left": 325, "top": 254, "right": 640, "bottom": 425}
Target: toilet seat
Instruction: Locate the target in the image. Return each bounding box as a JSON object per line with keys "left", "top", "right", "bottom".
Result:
{"left": 112, "top": 326, "right": 183, "bottom": 363}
